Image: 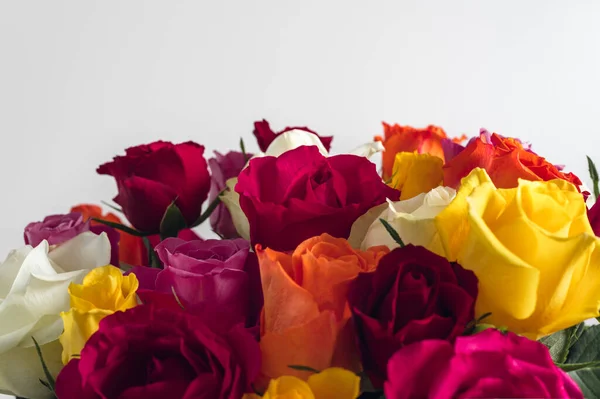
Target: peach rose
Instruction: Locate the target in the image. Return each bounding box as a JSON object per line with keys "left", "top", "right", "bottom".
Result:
{"left": 257, "top": 234, "right": 389, "bottom": 385}
{"left": 375, "top": 122, "right": 466, "bottom": 179}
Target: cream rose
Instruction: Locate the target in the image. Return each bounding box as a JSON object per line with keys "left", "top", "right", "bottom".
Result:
{"left": 0, "top": 232, "right": 111, "bottom": 398}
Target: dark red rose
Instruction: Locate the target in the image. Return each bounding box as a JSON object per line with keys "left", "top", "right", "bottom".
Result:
{"left": 385, "top": 329, "right": 583, "bottom": 399}
{"left": 97, "top": 141, "right": 210, "bottom": 233}
{"left": 348, "top": 245, "right": 478, "bottom": 388}
{"left": 253, "top": 119, "right": 333, "bottom": 152}
{"left": 208, "top": 151, "right": 250, "bottom": 238}
{"left": 589, "top": 200, "right": 600, "bottom": 237}
{"left": 55, "top": 305, "right": 261, "bottom": 399}
{"left": 235, "top": 146, "right": 399, "bottom": 251}
{"left": 130, "top": 237, "right": 262, "bottom": 332}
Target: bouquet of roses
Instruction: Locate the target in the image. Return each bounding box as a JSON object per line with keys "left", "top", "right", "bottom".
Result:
{"left": 2, "top": 119, "right": 600, "bottom": 399}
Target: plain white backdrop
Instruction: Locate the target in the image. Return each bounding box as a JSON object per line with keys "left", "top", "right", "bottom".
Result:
{"left": 0, "top": 1, "right": 600, "bottom": 396}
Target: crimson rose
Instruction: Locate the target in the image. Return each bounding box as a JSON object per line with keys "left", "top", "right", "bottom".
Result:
{"left": 348, "top": 245, "right": 478, "bottom": 388}
{"left": 97, "top": 141, "right": 210, "bottom": 233}
{"left": 253, "top": 119, "right": 333, "bottom": 152}
{"left": 385, "top": 329, "right": 582, "bottom": 399}
{"left": 235, "top": 146, "right": 399, "bottom": 251}
{"left": 55, "top": 305, "right": 260, "bottom": 399}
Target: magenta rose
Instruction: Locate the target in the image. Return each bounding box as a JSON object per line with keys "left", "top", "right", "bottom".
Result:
{"left": 208, "top": 151, "right": 250, "bottom": 238}
{"left": 253, "top": 119, "right": 333, "bottom": 152}
{"left": 97, "top": 141, "right": 211, "bottom": 233}
{"left": 348, "top": 245, "right": 478, "bottom": 388}
{"left": 385, "top": 329, "right": 583, "bottom": 399}
{"left": 130, "top": 237, "right": 262, "bottom": 332}
{"left": 235, "top": 145, "right": 400, "bottom": 251}
{"left": 24, "top": 212, "right": 120, "bottom": 265}
{"left": 55, "top": 305, "right": 261, "bottom": 399}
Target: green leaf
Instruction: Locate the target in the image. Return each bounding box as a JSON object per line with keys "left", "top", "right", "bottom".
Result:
{"left": 379, "top": 218, "right": 405, "bottom": 247}
{"left": 191, "top": 192, "right": 223, "bottom": 227}
{"left": 587, "top": 155, "right": 600, "bottom": 200}
{"left": 539, "top": 322, "right": 584, "bottom": 364}
{"left": 287, "top": 364, "right": 320, "bottom": 374}
{"left": 159, "top": 201, "right": 187, "bottom": 239}
{"left": 32, "top": 337, "right": 56, "bottom": 394}
{"left": 143, "top": 237, "right": 162, "bottom": 269}
{"left": 566, "top": 324, "right": 600, "bottom": 397}
{"left": 557, "top": 361, "right": 600, "bottom": 372}
{"left": 240, "top": 137, "right": 250, "bottom": 163}
{"left": 100, "top": 200, "right": 123, "bottom": 214}
{"left": 92, "top": 218, "right": 148, "bottom": 237}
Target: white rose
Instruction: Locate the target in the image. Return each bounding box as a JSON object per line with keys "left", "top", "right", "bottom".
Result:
{"left": 357, "top": 186, "right": 456, "bottom": 254}
{"left": 225, "top": 130, "right": 385, "bottom": 239}
{"left": 0, "top": 232, "right": 111, "bottom": 398}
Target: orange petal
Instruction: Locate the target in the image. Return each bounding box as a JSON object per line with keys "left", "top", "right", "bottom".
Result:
{"left": 260, "top": 310, "right": 338, "bottom": 381}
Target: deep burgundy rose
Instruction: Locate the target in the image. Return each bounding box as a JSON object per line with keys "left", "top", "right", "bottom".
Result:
{"left": 253, "top": 119, "right": 333, "bottom": 152}
{"left": 235, "top": 146, "right": 400, "bottom": 251}
{"left": 97, "top": 141, "right": 211, "bottom": 233}
{"left": 348, "top": 245, "right": 478, "bottom": 388}
{"left": 589, "top": 200, "right": 600, "bottom": 236}
{"left": 208, "top": 151, "right": 250, "bottom": 238}
{"left": 55, "top": 305, "right": 261, "bottom": 399}
{"left": 24, "top": 212, "right": 120, "bottom": 265}
{"left": 130, "top": 237, "right": 262, "bottom": 332}
{"left": 385, "top": 329, "right": 583, "bottom": 399}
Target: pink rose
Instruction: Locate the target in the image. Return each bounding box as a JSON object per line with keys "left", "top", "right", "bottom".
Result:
{"left": 385, "top": 329, "right": 582, "bottom": 399}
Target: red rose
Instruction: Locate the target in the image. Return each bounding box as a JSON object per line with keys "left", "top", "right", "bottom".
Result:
{"left": 253, "top": 119, "right": 333, "bottom": 152}
{"left": 589, "top": 200, "right": 600, "bottom": 237}
{"left": 55, "top": 305, "right": 260, "bottom": 399}
{"left": 235, "top": 146, "right": 399, "bottom": 251}
{"left": 97, "top": 141, "right": 210, "bottom": 233}
{"left": 385, "top": 329, "right": 582, "bottom": 399}
{"left": 443, "top": 131, "right": 583, "bottom": 190}
{"left": 348, "top": 245, "right": 478, "bottom": 388}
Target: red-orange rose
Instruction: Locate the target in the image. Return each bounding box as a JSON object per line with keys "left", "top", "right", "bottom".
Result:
{"left": 375, "top": 122, "right": 466, "bottom": 179}
{"left": 443, "top": 131, "right": 583, "bottom": 190}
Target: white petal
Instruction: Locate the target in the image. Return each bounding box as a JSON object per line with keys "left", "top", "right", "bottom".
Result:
{"left": 3, "top": 242, "right": 55, "bottom": 298}
{"left": 0, "top": 246, "right": 32, "bottom": 299}
{"left": 220, "top": 177, "right": 251, "bottom": 240}
{"left": 0, "top": 340, "right": 62, "bottom": 399}
{"left": 264, "top": 130, "right": 328, "bottom": 157}
{"left": 49, "top": 231, "right": 111, "bottom": 272}
{"left": 348, "top": 141, "right": 384, "bottom": 158}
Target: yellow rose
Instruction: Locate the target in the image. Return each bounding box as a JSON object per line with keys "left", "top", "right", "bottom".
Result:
{"left": 436, "top": 168, "right": 600, "bottom": 338}
{"left": 59, "top": 265, "right": 139, "bottom": 364}
{"left": 243, "top": 368, "right": 360, "bottom": 399}
{"left": 389, "top": 152, "right": 443, "bottom": 200}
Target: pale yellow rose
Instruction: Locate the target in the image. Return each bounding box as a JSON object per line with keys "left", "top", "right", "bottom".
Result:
{"left": 242, "top": 368, "right": 360, "bottom": 399}
{"left": 359, "top": 186, "right": 455, "bottom": 255}
{"left": 389, "top": 152, "right": 443, "bottom": 200}
{"left": 436, "top": 168, "right": 600, "bottom": 339}
{"left": 59, "top": 265, "right": 138, "bottom": 363}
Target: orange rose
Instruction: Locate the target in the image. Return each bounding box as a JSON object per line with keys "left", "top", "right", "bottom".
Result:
{"left": 257, "top": 234, "right": 388, "bottom": 386}
{"left": 71, "top": 204, "right": 145, "bottom": 266}
{"left": 375, "top": 122, "right": 466, "bottom": 179}
{"left": 443, "top": 131, "right": 583, "bottom": 190}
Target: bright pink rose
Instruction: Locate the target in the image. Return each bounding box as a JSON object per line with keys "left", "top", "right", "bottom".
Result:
{"left": 55, "top": 305, "right": 261, "bottom": 399}
{"left": 97, "top": 141, "right": 210, "bottom": 233}
{"left": 235, "top": 146, "right": 400, "bottom": 251}
{"left": 384, "top": 329, "right": 583, "bottom": 399}
{"left": 253, "top": 119, "right": 333, "bottom": 152}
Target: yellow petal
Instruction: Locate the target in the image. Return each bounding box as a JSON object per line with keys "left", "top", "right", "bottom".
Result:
{"left": 265, "top": 375, "right": 315, "bottom": 399}
{"left": 59, "top": 308, "right": 112, "bottom": 364}
{"left": 69, "top": 265, "right": 138, "bottom": 312}
{"left": 389, "top": 152, "right": 443, "bottom": 200}
{"left": 435, "top": 167, "right": 492, "bottom": 261}
{"left": 307, "top": 368, "right": 360, "bottom": 399}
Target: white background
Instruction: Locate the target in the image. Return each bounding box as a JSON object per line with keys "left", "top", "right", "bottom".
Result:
{"left": 0, "top": 1, "right": 600, "bottom": 396}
